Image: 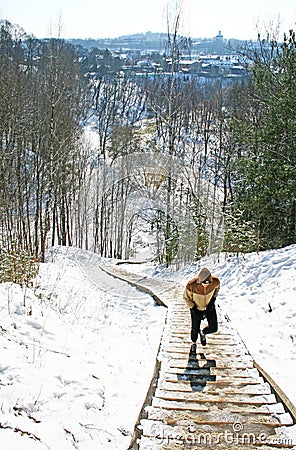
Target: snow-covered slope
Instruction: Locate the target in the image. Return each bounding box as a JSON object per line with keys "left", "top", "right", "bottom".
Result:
{"left": 214, "top": 244, "right": 296, "bottom": 409}
{"left": 0, "top": 247, "right": 166, "bottom": 450}
{"left": 0, "top": 244, "right": 295, "bottom": 449}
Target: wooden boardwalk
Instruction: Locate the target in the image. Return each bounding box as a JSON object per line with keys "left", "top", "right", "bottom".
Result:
{"left": 99, "top": 264, "right": 295, "bottom": 450}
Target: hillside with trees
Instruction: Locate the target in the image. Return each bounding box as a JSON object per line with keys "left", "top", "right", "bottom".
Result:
{"left": 0, "top": 19, "right": 295, "bottom": 283}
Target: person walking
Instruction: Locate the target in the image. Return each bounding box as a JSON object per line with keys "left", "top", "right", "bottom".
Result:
{"left": 183, "top": 267, "right": 220, "bottom": 346}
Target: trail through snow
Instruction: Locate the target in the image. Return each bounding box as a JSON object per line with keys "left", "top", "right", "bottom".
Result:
{"left": 0, "top": 244, "right": 295, "bottom": 448}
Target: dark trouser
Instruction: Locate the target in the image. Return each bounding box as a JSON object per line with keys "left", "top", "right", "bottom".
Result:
{"left": 190, "top": 305, "right": 218, "bottom": 343}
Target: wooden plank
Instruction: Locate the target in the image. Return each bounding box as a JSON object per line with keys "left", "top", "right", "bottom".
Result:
{"left": 162, "top": 348, "right": 252, "bottom": 361}
{"left": 141, "top": 419, "right": 290, "bottom": 442}
{"left": 140, "top": 419, "right": 292, "bottom": 445}
{"left": 167, "top": 336, "right": 235, "bottom": 342}
{"left": 164, "top": 353, "right": 254, "bottom": 364}
{"left": 161, "top": 374, "right": 266, "bottom": 386}
{"left": 163, "top": 343, "right": 246, "bottom": 351}
{"left": 162, "top": 346, "right": 251, "bottom": 356}
{"left": 158, "top": 380, "right": 272, "bottom": 395}
{"left": 166, "top": 359, "right": 253, "bottom": 369}
{"left": 145, "top": 406, "right": 292, "bottom": 426}
{"left": 165, "top": 332, "right": 239, "bottom": 338}
{"left": 165, "top": 366, "right": 261, "bottom": 379}
{"left": 154, "top": 388, "right": 277, "bottom": 405}
{"left": 164, "top": 347, "right": 249, "bottom": 355}
{"left": 168, "top": 330, "right": 234, "bottom": 338}
{"left": 169, "top": 328, "right": 234, "bottom": 332}
{"left": 169, "top": 329, "right": 233, "bottom": 334}
{"left": 139, "top": 435, "right": 294, "bottom": 450}
{"left": 162, "top": 372, "right": 265, "bottom": 385}
{"left": 168, "top": 338, "right": 242, "bottom": 345}
{"left": 165, "top": 358, "right": 254, "bottom": 368}
{"left": 163, "top": 345, "right": 249, "bottom": 353}
{"left": 151, "top": 397, "right": 286, "bottom": 414}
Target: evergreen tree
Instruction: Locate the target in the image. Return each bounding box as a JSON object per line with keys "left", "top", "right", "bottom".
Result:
{"left": 230, "top": 30, "right": 296, "bottom": 249}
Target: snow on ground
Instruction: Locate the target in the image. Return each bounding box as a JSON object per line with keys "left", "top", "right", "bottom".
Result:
{"left": 210, "top": 245, "right": 296, "bottom": 445}
{"left": 0, "top": 244, "right": 295, "bottom": 449}
{"left": 0, "top": 246, "right": 166, "bottom": 450}
{"left": 214, "top": 245, "right": 296, "bottom": 406}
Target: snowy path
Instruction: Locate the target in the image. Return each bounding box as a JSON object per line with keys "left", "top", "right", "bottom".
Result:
{"left": 1, "top": 246, "right": 295, "bottom": 449}
{"left": 0, "top": 248, "right": 166, "bottom": 450}
{"left": 100, "top": 263, "right": 296, "bottom": 450}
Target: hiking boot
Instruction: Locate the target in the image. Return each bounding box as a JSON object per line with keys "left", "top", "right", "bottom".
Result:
{"left": 199, "top": 330, "right": 206, "bottom": 346}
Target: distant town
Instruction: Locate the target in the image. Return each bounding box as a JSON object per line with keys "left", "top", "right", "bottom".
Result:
{"left": 68, "top": 31, "right": 251, "bottom": 79}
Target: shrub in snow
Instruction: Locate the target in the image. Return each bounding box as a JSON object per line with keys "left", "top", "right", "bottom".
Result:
{"left": 0, "top": 248, "right": 39, "bottom": 286}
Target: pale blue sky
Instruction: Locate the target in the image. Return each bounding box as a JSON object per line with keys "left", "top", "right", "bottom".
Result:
{"left": 1, "top": 0, "right": 295, "bottom": 40}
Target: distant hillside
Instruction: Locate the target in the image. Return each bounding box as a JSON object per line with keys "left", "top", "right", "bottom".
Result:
{"left": 68, "top": 31, "right": 249, "bottom": 55}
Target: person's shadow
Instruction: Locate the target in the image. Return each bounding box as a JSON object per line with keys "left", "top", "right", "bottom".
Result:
{"left": 177, "top": 344, "right": 216, "bottom": 391}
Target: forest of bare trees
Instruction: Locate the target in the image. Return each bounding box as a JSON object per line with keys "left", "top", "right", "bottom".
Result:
{"left": 0, "top": 17, "right": 295, "bottom": 282}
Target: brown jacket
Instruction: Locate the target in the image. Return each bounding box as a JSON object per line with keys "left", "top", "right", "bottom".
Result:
{"left": 183, "top": 275, "right": 220, "bottom": 311}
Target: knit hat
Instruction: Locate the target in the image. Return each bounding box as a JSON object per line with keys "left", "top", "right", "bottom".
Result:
{"left": 197, "top": 267, "right": 211, "bottom": 283}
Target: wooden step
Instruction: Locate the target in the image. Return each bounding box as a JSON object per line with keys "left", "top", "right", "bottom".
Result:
{"left": 165, "top": 358, "right": 253, "bottom": 369}
{"left": 169, "top": 331, "right": 235, "bottom": 337}
{"left": 162, "top": 372, "right": 265, "bottom": 385}
{"left": 165, "top": 366, "right": 262, "bottom": 380}
{"left": 145, "top": 406, "right": 293, "bottom": 426}
{"left": 162, "top": 343, "right": 248, "bottom": 352}
{"left": 163, "top": 352, "right": 254, "bottom": 364}
{"left": 158, "top": 376, "right": 271, "bottom": 393}
{"left": 164, "top": 334, "right": 245, "bottom": 351}
{"left": 158, "top": 380, "right": 272, "bottom": 395}
{"left": 162, "top": 346, "right": 251, "bottom": 357}
{"left": 154, "top": 388, "right": 277, "bottom": 405}
{"left": 140, "top": 417, "right": 293, "bottom": 439}
{"left": 151, "top": 398, "right": 286, "bottom": 414}
{"left": 139, "top": 435, "right": 294, "bottom": 450}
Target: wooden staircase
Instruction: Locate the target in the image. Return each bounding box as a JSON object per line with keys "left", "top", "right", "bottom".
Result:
{"left": 99, "top": 264, "right": 295, "bottom": 450}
